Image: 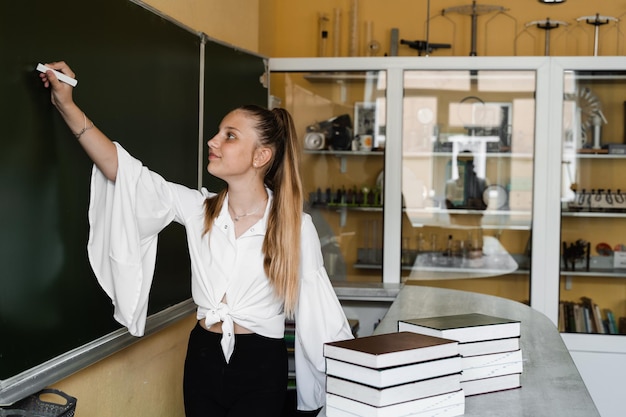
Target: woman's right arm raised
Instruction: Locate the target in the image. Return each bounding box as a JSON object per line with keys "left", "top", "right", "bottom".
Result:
{"left": 39, "top": 61, "right": 118, "bottom": 182}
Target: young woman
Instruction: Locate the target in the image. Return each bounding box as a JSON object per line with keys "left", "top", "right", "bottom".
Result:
{"left": 39, "top": 62, "right": 354, "bottom": 417}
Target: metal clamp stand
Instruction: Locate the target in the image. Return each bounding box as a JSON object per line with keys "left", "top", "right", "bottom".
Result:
{"left": 412, "top": 0, "right": 454, "bottom": 56}
{"left": 576, "top": 13, "right": 619, "bottom": 56}
{"left": 525, "top": 18, "right": 568, "bottom": 55}
{"left": 442, "top": 0, "right": 507, "bottom": 56}
{"left": 400, "top": 39, "right": 451, "bottom": 56}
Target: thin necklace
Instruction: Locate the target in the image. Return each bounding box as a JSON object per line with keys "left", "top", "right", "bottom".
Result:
{"left": 229, "top": 199, "right": 267, "bottom": 222}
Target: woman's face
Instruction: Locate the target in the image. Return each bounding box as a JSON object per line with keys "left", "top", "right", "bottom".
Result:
{"left": 207, "top": 110, "right": 259, "bottom": 181}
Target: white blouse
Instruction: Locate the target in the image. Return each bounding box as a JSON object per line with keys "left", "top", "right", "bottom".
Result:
{"left": 87, "top": 143, "right": 354, "bottom": 411}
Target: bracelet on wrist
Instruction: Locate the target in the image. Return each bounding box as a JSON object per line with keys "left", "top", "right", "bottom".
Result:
{"left": 74, "top": 112, "right": 94, "bottom": 140}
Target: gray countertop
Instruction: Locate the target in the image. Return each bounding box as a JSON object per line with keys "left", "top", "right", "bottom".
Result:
{"left": 319, "top": 285, "right": 599, "bottom": 417}
{"left": 331, "top": 281, "right": 403, "bottom": 301}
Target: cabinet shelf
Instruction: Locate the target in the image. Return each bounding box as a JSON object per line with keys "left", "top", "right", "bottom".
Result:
{"left": 355, "top": 253, "right": 530, "bottom": 277}
{"left": 310, "top": 205, "right": 532, "bottom": 231}
{"left": 574, "top": 152, "right": 626, "bottom": 160}
{"left": 307, "top": 204, "right": 382, "bottom": 227}
{"left": 309, "top": 204, "right": 382, "bottom": 211}
{"left": 355, "top": 266, "right": 527, "bottom": 281}
{"left": 303, "top": 71, "right": 379, "bottom": 83}
{"left": 561, "top": 270, "right": 626, "bottom": 278}
{"left": 403, "top": 151, "right": 534, "bottom": 159}
{"left": 407, "top": 208, "right": 531, "bottom": 230}
{"left": 355, "top": 263, "right": 530, "bottom": 273}
{"left": 562, "top": 210, "right": 626, "bottom": 219}
{"left": 304, "top": 149, "right": 384, "bottom": 156}
{"left": 304, "top": 149, "right": 383, "bottom": 172}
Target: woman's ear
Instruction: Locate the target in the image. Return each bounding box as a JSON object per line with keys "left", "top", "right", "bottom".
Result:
{"left": 254, "top": 147, "right": 273, "bottom": 168}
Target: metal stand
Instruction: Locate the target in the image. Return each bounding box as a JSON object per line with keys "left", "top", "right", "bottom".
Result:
{"left": 400, "top": 39, "right": 451, "bottom": 56}
{"left": 525, "top": 18, "right": 568, "bottom": 56}
{"left": 576, "top": 13, "right": 619, "bottom": 56}
{"left": 442, "top": 0, "right": 507, "bottom": 56}
{"left": 425, "top": 0, "right": 431, "bottom": 55}
{"left": 398, "top": 0, "right": 455, "bottom": 57}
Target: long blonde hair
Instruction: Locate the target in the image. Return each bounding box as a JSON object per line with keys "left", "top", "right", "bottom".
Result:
{"left": 203, "top": 105, "right": 303, "bottom": 318}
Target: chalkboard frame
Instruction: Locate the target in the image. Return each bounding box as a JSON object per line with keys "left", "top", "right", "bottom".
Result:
{"left": 0, "top": 0, "right": 268, "bottom": 406}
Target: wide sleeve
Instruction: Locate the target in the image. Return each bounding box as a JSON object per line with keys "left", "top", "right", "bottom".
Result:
{"left": 294, "top": 214, "right": 354, "bottom": 411}
{"left": 87, "top": 143, "right": 179, "bottom": 337}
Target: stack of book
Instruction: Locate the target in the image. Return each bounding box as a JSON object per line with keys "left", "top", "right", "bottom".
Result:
{"left": 323, "top": 331, "right": 465, "bottom": 417}
{"left": 398, "top": 313, "right": 523, "bottom": 396}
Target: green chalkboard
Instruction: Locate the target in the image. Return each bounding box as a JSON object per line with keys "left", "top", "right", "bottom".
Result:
{"left": 202, "top": 39, "right": 269, "bottom": 190}
{"left": 0, "top": 0, "right": 267, "bottom": 405}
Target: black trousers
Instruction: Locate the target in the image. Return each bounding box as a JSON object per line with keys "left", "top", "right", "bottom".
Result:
{"left": 183, "top": 322, "right": 288, "bottom": 417}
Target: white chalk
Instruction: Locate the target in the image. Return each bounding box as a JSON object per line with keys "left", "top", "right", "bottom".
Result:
{"left": 36, "top": 63, "right": 78, "bottom": 87}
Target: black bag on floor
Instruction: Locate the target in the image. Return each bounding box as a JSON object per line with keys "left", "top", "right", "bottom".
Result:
{"left": 1, "top": 389, "right": 76, "bottom": 417}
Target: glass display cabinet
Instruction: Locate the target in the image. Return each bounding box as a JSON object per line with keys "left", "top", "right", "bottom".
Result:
{"left": 559, "top": 68, "right": 626, "bottom": 335}
{"left": 552, "top": 58, "right": 626, "bottom": 353}
{"left": 268, "top": 57, "right": 551, "bottom": 309}
{"left": 399, "top": 69, "right": 535, "bottom": 305}
{"left": 546, "top": 58, "right": 626, "bottom": 417}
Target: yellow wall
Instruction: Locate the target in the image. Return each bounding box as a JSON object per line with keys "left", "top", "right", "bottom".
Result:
{"left": 264, "top": 0, "right": 626, "bottom": 57}
{"left": 142, "top": 0, "right": 261, "bottom": 53}
{"left": 51, "top": 315, "right": 197, "bottom": 417}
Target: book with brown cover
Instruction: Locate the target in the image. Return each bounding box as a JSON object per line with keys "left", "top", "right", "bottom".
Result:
{"left": 323, "top": 331, "right": 459, "bottom": 369}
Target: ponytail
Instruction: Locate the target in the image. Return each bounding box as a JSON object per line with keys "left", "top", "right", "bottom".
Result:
{"left": 263, "top": 107, "right": 303, "bottom": 318}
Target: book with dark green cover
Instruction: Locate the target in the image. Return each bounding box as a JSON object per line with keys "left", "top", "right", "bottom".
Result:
{"left": 398, "top": 313, "right": 520, "bottom": 343}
